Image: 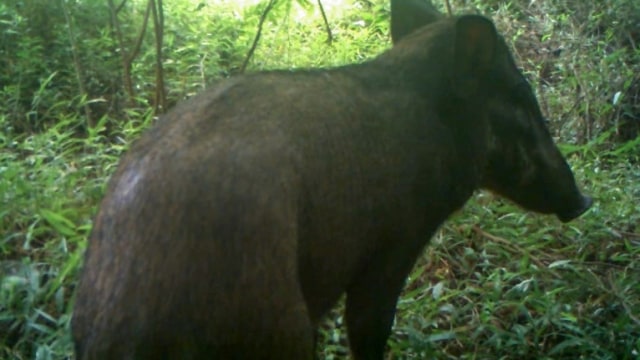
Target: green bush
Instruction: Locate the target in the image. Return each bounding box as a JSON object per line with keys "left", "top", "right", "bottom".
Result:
{"left": 1, "top": 0, "right": 638, "bottom": 358}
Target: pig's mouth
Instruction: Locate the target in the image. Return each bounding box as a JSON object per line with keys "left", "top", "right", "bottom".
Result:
{"left": 557, "top": 195, "right": 593, "bottom": 223}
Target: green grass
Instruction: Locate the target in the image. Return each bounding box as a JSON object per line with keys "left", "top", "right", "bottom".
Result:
{"left": 0, "top": 109, "right": 156, "bottom": 359}
{"left": 315, "top": 152, "right": 640, "bottom": 360}
{"left": 1, "top": 0, "right": 639, "bottom": 359}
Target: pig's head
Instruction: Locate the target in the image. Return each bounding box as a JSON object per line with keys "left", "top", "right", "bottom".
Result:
{"left": 390, "top": 0, "right": 592, "bottom": 222}
{"left": 479, "top": 44, "right": 592, "bottom": 221}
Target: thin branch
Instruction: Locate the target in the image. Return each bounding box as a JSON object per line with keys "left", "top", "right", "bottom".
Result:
{"left": 150, "top": 0, "right": 167, "bottom": 113}
{"left": 618, "top": 230, "right": 640, "bottom": 238}
{"left": 240, "top": 0, "right": 278, "bottom": 74}
{"left": 109, "top": 0, "right": 133, "bottom": 105}
{"left": 444, "top": 0, "right": 453, "bottom": 17}
{"left": 128, "top": 1, "right": 152, "bottom": 68}
{"left": 317, "top": 0, "right": 333, "bottom": 44}
{"left": 471, "top": 225, "right": 558, "bottom": 277}
{"left": 60, "top": 0, "right": 93, "bottom": 126}
{"left": 116, "top": 0, "right": 127, "bottom": 14}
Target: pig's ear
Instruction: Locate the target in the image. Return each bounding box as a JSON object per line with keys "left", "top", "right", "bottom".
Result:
{"left": 391, "top": 0, "right": 442, "bottom": 44}
{"left": 453, "top": 15, "right": 498, "bottom": 98}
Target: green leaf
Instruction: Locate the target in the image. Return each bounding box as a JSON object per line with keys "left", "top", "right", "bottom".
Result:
{"left": 39, "top": 209, "right": 77, "bottom": 237}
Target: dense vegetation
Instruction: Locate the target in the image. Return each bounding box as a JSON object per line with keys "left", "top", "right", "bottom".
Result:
{"left": 1, "top": 0, "right": 638, "bottom": 358}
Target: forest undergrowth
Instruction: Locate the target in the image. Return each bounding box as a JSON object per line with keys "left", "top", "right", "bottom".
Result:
{"left": 1, "top": 0, "right": 638, "bottom": 358}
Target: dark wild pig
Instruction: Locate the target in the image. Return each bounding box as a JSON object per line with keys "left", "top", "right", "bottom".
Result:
{"left": 72, "top": 0, "right": 592, "bottom": 358}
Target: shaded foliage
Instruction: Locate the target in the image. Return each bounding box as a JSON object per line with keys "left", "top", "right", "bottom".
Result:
{"left": 1, "top": 0, "right": 639, "bottom": 359}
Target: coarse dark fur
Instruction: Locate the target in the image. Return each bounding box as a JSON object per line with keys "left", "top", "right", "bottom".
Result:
{"left": 72, "top": 0, "right": 592, "bottom": 359}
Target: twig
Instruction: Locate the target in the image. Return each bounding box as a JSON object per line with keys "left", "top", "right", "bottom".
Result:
{"left": 109, "top": 0, "right": 151, "bottom": 107}
{"left": 317, "top": 0, "right": 333, "bottom": 44}
{"left": 240, "top": 0, "right": 278, "bottom": 74}
{"left": 115, "top": 0, "right": 127, "bottom": 13}
{"left": 60, "top": 0, "right": 93, "bottom": 126}
{"left": 618, "top": 230, "right": 640, "bottom": 238}
{"left": 150, "top": 0, "right": 167, "bottom": 113}
{"left": 471, "top": 225, "right": 557, "bottom": 276}
{"left": 444, "top": 0, "right": 452, "bottom": 17}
